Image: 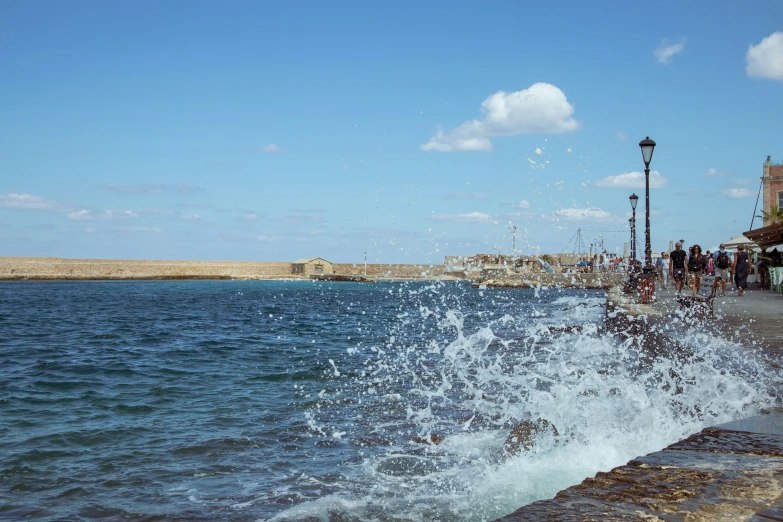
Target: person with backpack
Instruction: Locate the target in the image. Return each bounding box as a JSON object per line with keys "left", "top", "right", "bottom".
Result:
{"left": 713, "top": 244, "right": 732, "bottom": 296}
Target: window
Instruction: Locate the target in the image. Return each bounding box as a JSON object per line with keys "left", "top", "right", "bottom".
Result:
{"left": 778, "top": 191, "right": 783, "bottom": 209}
{"left": 314, "top": 264, "right": 323, "bottom": 273}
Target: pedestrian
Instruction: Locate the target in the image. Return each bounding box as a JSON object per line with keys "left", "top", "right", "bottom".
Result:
{"left": 733, "top": 244, "right": 750, "bottom": 297}
{"left": 687, "top": 244, "right": 707, "bottom": 296}
{"left": 705, "top": 251, "right": 715, "bottom": 276}
{"left": 713, "top": 244, "right": 732, "bottom": 296}
{"left": 669, "top": 242, "right": 688, "bottom": 296}
{"left": 660, "top": 252, "right": 670, "bottom": 289}
{"left": 656, "top": 253, "right": 665, "bottom": 285}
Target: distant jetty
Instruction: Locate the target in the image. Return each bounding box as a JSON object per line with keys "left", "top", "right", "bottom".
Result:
{"left": 0, "top": 257, "right": 447, "bottom": 281}
{"left": 0, "top": 255, "right": 621, "bottom": 288}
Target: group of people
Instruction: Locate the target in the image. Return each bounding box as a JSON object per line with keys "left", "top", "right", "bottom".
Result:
{"left": 657, "top": 242, "right": 751, "bottom": 297}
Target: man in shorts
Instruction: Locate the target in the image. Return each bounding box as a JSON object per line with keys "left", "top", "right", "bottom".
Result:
{"left": 713, "top": 244, "right": 731, "bottom": 296}
{"left": 669, "top": 242, "right": 688, "bottom": 296}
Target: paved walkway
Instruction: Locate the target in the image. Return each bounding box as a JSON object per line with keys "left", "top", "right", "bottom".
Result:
{"left": 651, "top": 282, "right": 783, "bottom": 357}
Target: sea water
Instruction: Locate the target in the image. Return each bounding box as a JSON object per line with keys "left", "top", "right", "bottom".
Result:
{"left": 0, "top": 280, "right": 778, "bottom": 521}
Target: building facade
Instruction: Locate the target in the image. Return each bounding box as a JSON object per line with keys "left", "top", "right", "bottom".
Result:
{"left": 291, "top": 258, "right": 334, "bottom": 277}
{"left": 762, "top": 156, "right": 783, "bottom": 222}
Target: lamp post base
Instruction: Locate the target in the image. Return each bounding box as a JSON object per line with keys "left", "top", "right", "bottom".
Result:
{"left": 638, "top": 272, "right": 656, "bottom": 304}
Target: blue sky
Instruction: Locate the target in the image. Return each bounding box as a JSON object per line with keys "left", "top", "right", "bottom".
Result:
{"left": 2, "top": 1, "right": 782, "bottom": 263}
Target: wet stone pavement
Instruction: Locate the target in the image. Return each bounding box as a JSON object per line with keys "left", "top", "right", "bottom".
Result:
{"left": 494, "top": 411, "right": 783, "bottom": 521}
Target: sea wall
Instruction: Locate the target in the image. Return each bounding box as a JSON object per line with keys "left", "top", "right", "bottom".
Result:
{"left": 332, "top": 263, "right": 446, "bottom": 279}
{"left": 476, "top": 272, "right": 624, "bottom": 290}
{"left": 0, "top": 257, "right": 448, "bottom": 281}
{"left": 0, "top": 257, "right": 293, "bottom": 280}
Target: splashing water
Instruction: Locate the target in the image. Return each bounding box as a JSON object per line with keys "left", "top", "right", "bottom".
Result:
{"left": 271, "top": 282, "right": 779, "bottom": 522}
{"left": 1, "top": 281, "right": 777, "bottom": 522}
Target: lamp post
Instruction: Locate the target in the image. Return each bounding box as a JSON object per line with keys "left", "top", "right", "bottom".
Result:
{"left": 629, "top": 193, "right": 638, "bottom": 262}
{"left": 639, "top": 137, "right": 656, "bottom": 272}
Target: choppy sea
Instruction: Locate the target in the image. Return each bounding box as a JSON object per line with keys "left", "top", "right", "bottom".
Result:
{"left": 0, "top": 280, "right": 779, "bottom": 521}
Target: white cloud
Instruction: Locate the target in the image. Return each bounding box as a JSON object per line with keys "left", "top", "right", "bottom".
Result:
{"left": 430, "top": 211, "right": 494, "bottom": 223}
{"left": 67, "top": 209, "right": 140, "bottom": 220}
{"left": 616, "top": 131, "right": 627, "bottom": 141}
{"left": 595, "top": 170, "right": 668, "bottom": 189}
{"left": 554, "top": 208, "right": 614, "bottom": 221}
{"left": 263, "top": 144, "right": 282, "bottom": 153}
{"left": 0, "top": 193, "right": 63, "bottom": 210}
{"left": 68, "top": 209, "right": 93, "bottom": 220}
{"left": 421, "top": 83, "right": 579, "bottom": 152}
{"left": 513, "top": 200, "right": 531, "bottom": 209}
{"left": 181, "top": 214, "right": 201, "bottom": 220}
{"left": 101, "top": 210, "right": 139, "bottom": 219}
{"left": 654, "top": 38, "right": 686, "bottom": 64}
{"left": 257, "top": 235, "right": 278, "bottom": 242}
{"left": 535, "top": 148, "right": 543, "bottom": 156}
{"left": 722, "top": 188, "right": 753, "bottom": 198}
{"left": 704, "top": 168, "right": 718, "bottom": 177}
{"left": 746, "top": 32, "right": 783, "bottom": 81}
{"left": 444, "top": 193, "right": 486, "bottom": 200}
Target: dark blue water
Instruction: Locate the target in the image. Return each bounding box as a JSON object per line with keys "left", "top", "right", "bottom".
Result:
{"left": 0, "top": 281, "right": 777, "bottom": 521}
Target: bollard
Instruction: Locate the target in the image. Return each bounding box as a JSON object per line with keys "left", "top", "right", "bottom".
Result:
{"left": 638, "top": 273, "right": 656, "bottom": 303}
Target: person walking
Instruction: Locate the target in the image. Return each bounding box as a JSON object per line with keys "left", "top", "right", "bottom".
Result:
{"left": 669, "top": 242, "right": 688, "bottom": 296}
{"left": 713, "top": 244, "right": 732, "bottom": 296}
{"left": 660, "top": 252, "right": 670, "bottom": 289}
{"left": 705, "top": 251, "right": 715, "bottom": 276}
{"left": 687, "top": 244, "right": 707, "bottom": 296}
{"left": 733, "top": 244, "right": 750, "bottom": 297}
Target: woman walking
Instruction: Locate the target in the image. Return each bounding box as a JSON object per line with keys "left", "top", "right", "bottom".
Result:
{"left": 733, "top": 244, "right": 750, "bottom": 297}
{"left": 688, "top": 244, "right": 707, "bottom": 296}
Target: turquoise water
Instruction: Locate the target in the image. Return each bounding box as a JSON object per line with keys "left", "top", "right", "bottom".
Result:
{"left": 0, "top": 281, "right": 778, "bottom": 521}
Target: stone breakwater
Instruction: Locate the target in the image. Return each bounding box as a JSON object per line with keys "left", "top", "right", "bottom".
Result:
{"left": 0, "top": 257, "right": 447, "bottom": 281}
{"left": 474, "top": 272, "right": 624, "bottom": 290}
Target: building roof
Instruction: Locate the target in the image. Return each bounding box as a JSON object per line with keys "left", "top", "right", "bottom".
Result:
{"left": 292, "top": 257, "right": 331, "bottom": 264}
{"left": 744, "top": 223, "right": 783, "bottom": 250}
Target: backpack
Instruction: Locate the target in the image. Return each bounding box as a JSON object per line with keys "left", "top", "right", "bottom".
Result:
{"left": 717, "top": 251, "right": 730, "bottom": 269}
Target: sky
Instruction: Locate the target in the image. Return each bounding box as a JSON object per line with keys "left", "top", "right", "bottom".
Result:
{"left": 2, "top": 1, "right": 783, "bottom": 263}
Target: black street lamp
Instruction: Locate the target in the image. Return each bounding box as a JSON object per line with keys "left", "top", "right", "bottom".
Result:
{"left": 629, "top": 193, "right": 638, "bottom": 262}
{"left": 639, "top": 137, "right": 656, "bottom": 271}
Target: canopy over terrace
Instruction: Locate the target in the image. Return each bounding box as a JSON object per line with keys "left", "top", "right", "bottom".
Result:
{"left": 722, "top": 235, "right": 759, "bottom": 251}
{"left": 744, "top": 223, "right": 783, "bottom": 250}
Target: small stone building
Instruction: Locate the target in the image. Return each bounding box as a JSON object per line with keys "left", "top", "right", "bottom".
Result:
{"left": 291, "top": 258, "right": 334, "bottom": 277}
